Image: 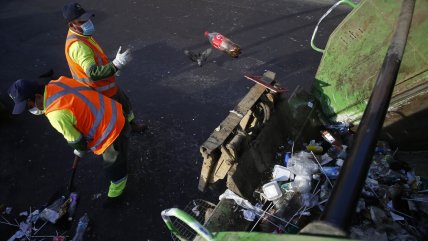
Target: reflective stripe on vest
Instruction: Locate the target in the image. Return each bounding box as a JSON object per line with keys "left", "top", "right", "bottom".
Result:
{"left": 46, "top": 81, "right": 118, "bottom": 151}
{"left": 92, "top": 97, "right": 117, "bottom": 152}
{"left": 95, "top": 82, "right": 116, "bottom": 93}
{"left": 66, "top": 35, "right": 105, "bottom": 67}
{"left": 68, "top": 68, "right": 115, "bottom": 93}
{"left": 69, "top": 68, "right": 91, "bottom": 84}
{"left": 65, "top": 33, "right": 117, "bottom": 96}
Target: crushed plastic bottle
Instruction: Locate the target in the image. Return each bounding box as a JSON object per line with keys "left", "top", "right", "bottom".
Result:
{"left": 40, "top": 196, "right": 69, "bottom": 224}
{"left": 283, "top": 152, "right": 291, "bottom": 166}
{"left": 72, "top": 213, "right": 89, "bottom": 241}
{"left": 204, "top": 31, "right": 241, "bottom": 58}
{"left": 68, "top": 192, "right": 78, "bottom": 221}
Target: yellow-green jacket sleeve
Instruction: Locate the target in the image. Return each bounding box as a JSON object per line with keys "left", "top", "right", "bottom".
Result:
{"left": 46, "top": 109, "right": 87, "bottom": 150}
{"left": 68, "top": 41, "right": 116, "bottom": 81}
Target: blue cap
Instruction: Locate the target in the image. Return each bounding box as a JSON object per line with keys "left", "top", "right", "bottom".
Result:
{"left": 8, "top": 79, "right": 41, "bottom": 115}
{"left": 62, "top": 2, "right": 94, "bottom": 22}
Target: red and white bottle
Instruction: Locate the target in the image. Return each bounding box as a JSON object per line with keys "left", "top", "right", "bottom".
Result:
{"left": 204, "top": 31, "right": 241, "bottom": 58}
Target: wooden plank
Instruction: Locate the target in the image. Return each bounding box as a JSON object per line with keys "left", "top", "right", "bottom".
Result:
{"left": 201, "top": 71, "right": 276, "bottom": 154}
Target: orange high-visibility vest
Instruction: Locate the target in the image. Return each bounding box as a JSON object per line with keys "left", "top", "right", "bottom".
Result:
{"left": 65, "top": 30, "right": 118, "bottom": 97}
{"left": 45, "top": 76, "right": 125, "bottom": 155}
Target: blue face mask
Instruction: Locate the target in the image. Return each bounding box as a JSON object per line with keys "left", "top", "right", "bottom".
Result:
{"left": 80, "top": 20, "right": 95, "bottom": 36}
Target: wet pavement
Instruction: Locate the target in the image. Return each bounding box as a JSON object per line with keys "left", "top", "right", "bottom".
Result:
{"left": 0, "top": 0, "right": 350, "bottom": 240}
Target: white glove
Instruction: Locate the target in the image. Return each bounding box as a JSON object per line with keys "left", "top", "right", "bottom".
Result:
{"left": 73, "top": 149, "right": 86, "bottom": 158}
{"left": 112, "top": 46, "right": 132, "bottom": 69}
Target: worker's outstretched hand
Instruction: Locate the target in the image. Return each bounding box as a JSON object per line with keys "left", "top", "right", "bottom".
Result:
{"left": 112, "top": 46, "right": 132, "bottom": 70}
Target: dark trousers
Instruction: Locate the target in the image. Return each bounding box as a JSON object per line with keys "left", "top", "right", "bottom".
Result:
{"left": 111, "top": 87, "right": 134, "bottom": 122}
{"left": 103, "top": 122, "right": 130, "bottom": 182}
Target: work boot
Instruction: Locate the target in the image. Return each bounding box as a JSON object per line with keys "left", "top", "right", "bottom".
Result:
{"left": 130, "top": 120, "right": 147, "bottom": 133}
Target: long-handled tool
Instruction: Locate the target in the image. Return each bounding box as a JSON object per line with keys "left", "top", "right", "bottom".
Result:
{"left": 68, "top": 155, "right": 81, "bottom": 192}
{"left": 42, "top": 155, "right": 80, "bottom": 224}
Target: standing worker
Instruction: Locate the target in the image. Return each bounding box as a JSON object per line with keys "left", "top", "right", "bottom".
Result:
{"left": 62, "top": 2, "right": 145, "bottom": 132}
{"left": 8, "top": 77, "right": 130, "bottom": 207}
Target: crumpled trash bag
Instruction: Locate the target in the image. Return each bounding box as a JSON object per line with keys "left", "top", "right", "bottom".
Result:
{"left": 219, "top": 189, "right": 255, "bottom": 210}
{"left": 291, "top": 175, "right": 312, "bottom": 193}
{"left": 287, "top": 151, "right": 319, "bottom": 176}
{"left": 242, "top": 209, "right": 256, "bottom": 221}
{"left": 300, "top": 192, "right": 319, "bottom": 208}
{"left": 219, "top": 189, "right": 259, "bottom": 223}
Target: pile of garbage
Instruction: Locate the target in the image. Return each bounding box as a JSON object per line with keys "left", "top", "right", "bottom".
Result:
{"left": 1, "top": 193, "right": 89, "bottom": 241}
{"left": 219, "top": 122, "right": 428, "bottom": 240}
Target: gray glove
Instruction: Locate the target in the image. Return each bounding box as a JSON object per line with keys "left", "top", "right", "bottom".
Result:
{"left": 73, "top": 149, "right": 86, "bottom": 158}
{"left": 112, "top": 46, "right": 132, "bottom": 69}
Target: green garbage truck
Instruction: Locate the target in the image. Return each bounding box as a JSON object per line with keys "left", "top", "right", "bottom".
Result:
{"left": 162, "top": 0, "right": 428, "bottom": 240}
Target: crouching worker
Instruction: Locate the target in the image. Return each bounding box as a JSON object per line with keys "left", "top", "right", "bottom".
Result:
{"left": 8, "top": 76, "right": 130, "bottom": 207}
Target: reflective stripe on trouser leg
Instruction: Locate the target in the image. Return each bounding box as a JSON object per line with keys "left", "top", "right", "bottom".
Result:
{"left": 108, "top": 175, "right": 127, "bottom": 198}
{"left": 102, "top": 128, "right": 128, "bottom": 197}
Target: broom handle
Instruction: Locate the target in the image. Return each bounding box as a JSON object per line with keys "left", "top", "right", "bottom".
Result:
{"left": 68, "top": 155, "right": 81, "bottom": 192}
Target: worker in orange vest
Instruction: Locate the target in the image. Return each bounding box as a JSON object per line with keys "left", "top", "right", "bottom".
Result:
{"left": 62, "top": 2, "right": 145, "bottom": 132}
{"left": 8, "top": 77, "right": 130, "bottom": 207}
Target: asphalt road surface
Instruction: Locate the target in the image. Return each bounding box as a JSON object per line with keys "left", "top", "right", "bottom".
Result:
{"left": 0, "top": 0, "right": 350, "bottom": 240}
